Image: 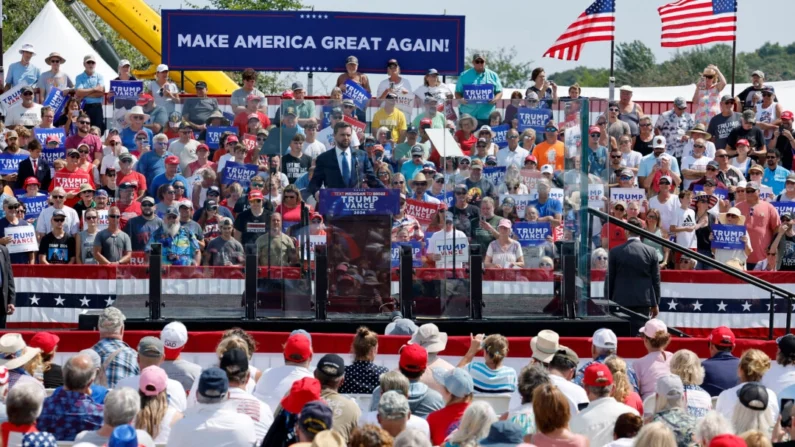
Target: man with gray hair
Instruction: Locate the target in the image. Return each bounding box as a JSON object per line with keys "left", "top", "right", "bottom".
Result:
{"left": 377, "top": 390, "right": 410, "bottom": 438}
{"left": 91, "top": 307, "right": 138, "bottom": 388}
{"left": 570, "top": 363, "right": 638, "bottom": 447}
{"left": 4, "top": 382, "right": 45, "bottom": 445}
{"left": 74, "top": 348, "right": 108, "bottom": 404}
{"left": 37, "top": 354, "right": 104, "bottom": 440}
{"left": 167, "top": 367, "right": 255, "bottom": 447}
{"left": 695, "top": 411, "right": 733, "bottom": 446}
{"left": 74, "top": 387, "right": 154, "bottom": 445}
{"left": 394, "top": 428, "right": 432, "bottom": 447}
{"left": 573, "top": 328, "right": 639, "bottom": 394}
{"left": 114, "top": 336, "right": 186, "bottom": 411}
{"left": 35, "top": 186, "right": 79, "bottom": 237}
{"left": 360, "top": 371, "right": 430, "bottom": 437}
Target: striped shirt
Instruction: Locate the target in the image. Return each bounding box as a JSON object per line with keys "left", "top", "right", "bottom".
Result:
{"left": 464, "top": 361, "right": 517, "bottom": 393}
{"left": 225, "top": 388, "right": 274, "bottom": 446}
{"left": 91, "top": 338, "right": 139, "bottom": 389}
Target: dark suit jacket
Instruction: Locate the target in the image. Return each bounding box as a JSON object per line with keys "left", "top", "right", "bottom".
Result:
{"left": 607, "top": 238, "right": 661, "bottom": 308}
{"left": 16, "top": 157, "right": 52, "bottom": 191}
{"left": 308, "top": 147, "right": 384, "bottom": 195}
{"left": 0, "top": 245, "right": 15, "bottom": 315}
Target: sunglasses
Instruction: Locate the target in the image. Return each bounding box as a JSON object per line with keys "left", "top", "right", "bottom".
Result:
{"left": 53, "top": 218, "right": 65, "bottom": 222}
{"left": 6, "top": 205, "right": 19, "bottom": 210}
{"left": 704, "top": 75, "right": 714, "bottom": 79}
{"left": 455, "top": 191, "right": 466, "bottom": 196}
{"left": 392, "top": 181, "right": 405, "bottom": 185}
{"left": 251, "top": 183, "right": 265, "bottom": 188}
{"left": 69, "top": 153, "right": 80, "bottom": 159}
{"left": 311, "top": 219, "right": 321, "bottom": 224}
{"left": 141, "top": 203, "right": 153, "bottom": 207}
{"left": 166, "top": 190, "right": 176, "bottom": 194}
{"left": 131, "top": 116, "right": 145, "bottom": 121}
{"left": 78, "top": 120, "right": 91, "bottom": 125}
{"left": 284, "top": 195, "right": 297, "bottom": 200}
{"left": 745, "top": 189, "right": 757, "bottom": 193}
{"left": 474, "top": 59, "right": 485, "bottom": 64}
{"left": 413, "top": 182, "right": 427, "bottom": 187}
{"left": 694, "top": 144, "right": 705, "bottom": 148}
{"left": 545, "top": 127, "right": 557, "bottom": 132}
{"left": 716, "top": 154, "right": 728, "bottom": 158}
{"left": 610, "top": 155, "right": 621, "bottom": 159}
{"left": 727, "top": 214, "right": 739, "bottom": 218}
{"left": 174, "top": 186, "right": 185, "bottom": 190}
{"left": 79, "top": 150, "right": 90, "bottom": 154}
{"left": 659, "top": 181, "right": 671, "bottom": 186}
{"left": 647, "top": 215, "right": 658, "bottom": 219}
{"left": 52, "top": 195, "right": 65, "bottom": 199}
{"left": 460, "top": 160, "right": 470, "bottom": 164}
{"left": 250, "top": 199, "right": 263, "bottom": 203}
{"left": 706, "top": 167, "right": 717, "bottom": 171}
{"left": 620, "top": 175, "right": 632, "bottom": 180}
{"left": 640, "top": 123, "right": 652, "bottom": 127}
{"left": 590, "top": 133, "right": 600, "bottom": 138}
{"left": 108, "top": 215, "right": 121, "bottom": 219}
{"left": 85, "top": 215, "right": 98, "bottom": 220}
{"left": 136, "top": 138, "right": 147, "bottom": 142}
{"left": 614, "top": 206, "right": 625, "bottom": 211}
{"left": 763, "top": 92, "right": 773, "bottom": 97}
{"left": 608, "top": 107, "right": 619, "bottom": 112}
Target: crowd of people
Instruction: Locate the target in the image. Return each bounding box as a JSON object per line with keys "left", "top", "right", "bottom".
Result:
{"left": 0, "top": 308, "right": 792, "bottom": 446}
{"left": 2, "top": 47, "right": 794, "bottom": 273}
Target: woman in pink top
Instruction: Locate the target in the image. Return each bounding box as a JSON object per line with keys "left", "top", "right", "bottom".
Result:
{"left": 633, "top": 319, "right": 674, "bottom": 400}
{"left": 530, "top": 383, "right": 590, "bottom": 447}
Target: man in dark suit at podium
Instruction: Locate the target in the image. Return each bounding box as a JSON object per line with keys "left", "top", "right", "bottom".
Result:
{"left": 16, "top": 137, "right": 52, "bottom": 191}
{"left": 607, "top": 217, "right": 661, "bottom": 318}
{"left": 309, "top": 121, "right": 383, "bottom": 197}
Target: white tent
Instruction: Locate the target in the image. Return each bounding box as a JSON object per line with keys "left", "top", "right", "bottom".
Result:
{"left": 3, "top": 0, "right": 116, "bottom": 89}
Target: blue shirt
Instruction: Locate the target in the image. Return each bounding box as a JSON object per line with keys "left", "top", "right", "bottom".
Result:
{"left": 149, "top": 226, "right": 199, "bottom": 266}
{"left": 5, "top": 62, "right": 40, "bottom": 88}
{"left": 37, "top": 388, "right": 104, "bottom": 441}
{"left": 149, "top": 173, "right": 190, "bottom": 201}
{"left": 587, "top": 145, "right": 609, "bottom": 177}
{"left": 120, "top": 126, "right": 153, "bottom": 151}
{"left": 74, "top": 72, "right": 105, "bottom": 104}
{"left": 529, "top": 197, "right": 562, "bottom": 218}
{"left": 455, "top": 67, "right": 503, "bottom": 120}
{"left": 701, "top": 351, "right": 740, "bottom": 397}
{"left": 763, "top": 165, "right": 790, "bottom": 195}
{"left": 400, "top": 162, "right": 423, "bottom": 183}
{"left": 136, "top": 150, "right": 172, "bottom": 186}
{"left": 638, "top": 153, "right": 682, "bottom": 178}
{"left": 52, "top": 384, "right": 108, "bottom": 405}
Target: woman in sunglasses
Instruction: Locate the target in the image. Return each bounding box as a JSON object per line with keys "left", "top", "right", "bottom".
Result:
{"left": 755, "top": 87, "right": 782, "bottom": 142}
{"left": 76, "top": 142, "right": 100, "bottom": 186}
{"left": 56, "top": 97, "right": 81, "bottom": 134}
{"left": 75, "top": 208, "right": 100, "bottom": 264}
{"left": 692, "top": 65, "right": 727, "bottom": 127}
{"left": 454, "top": 114, "right": 478, "bottom": 156}
{"left": 643, "top": 209, "right": 668, "bottom": 268}
{"left": 275, "top": 184, "right": 311, "bottom": 230}
{"left": 591, "top": 248, "right": 608, "bottom": 270}
{"left": 389, "top": 173, "right": 409, "bottom": 196}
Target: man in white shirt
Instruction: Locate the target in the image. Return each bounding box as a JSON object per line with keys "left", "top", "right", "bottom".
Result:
{"left": 302, "top": 118, "right": 326, "bottom": 159}
{"left": 761, "top": 334, "right": 795, "bottom": 395}
{"left": 496, "top": 128, "right": 529, "bottom": 168}
{"left": 5, "top": 86, "right": 42, "bottom": 127}
{"left": 670, "top": 190, "right": 697, "bottom": 269}
{"left": 648, "top": 176, "right": 678, "bottom": 234}
{"left": 546, "top": 345, "right": 589, "bottom": 415}
{"left": 170, "top": 123, "right": 201, "bottom": 172}
{"left": 427, "top": 211, "right": 469, "bottom": 269}
{"left": 36, "top": 187, "right": 80, "bottom": 237}
{"left": 220, "top": 348, "right": 273, "bottom": 445}
{"left": 570, "top": 364, "right": 639, "bottom": 447}
{"left": 317, "top": 108, "right": 361, "bottom": 149}
{"left": 114, "top": 336, "right": 187, "bottom": 412}
{"left": 681, "top": 138, "right": 713, "bottom": 190}
{"left": 253, "top": 331, "right": 314, "bottom": 411}
{"left": 167, "top": 367, "right": 256, "bottom": 447}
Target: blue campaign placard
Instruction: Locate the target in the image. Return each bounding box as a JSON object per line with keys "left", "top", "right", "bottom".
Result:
{"left": 0, "top": 154, "right": 28, "bottom": 175}
{"left": 517, "top": 108, "right": 553, "bottom": 135}
{"left": 109, "top": 80, "right": 144, "bottom": 99}
{"left": 391, "top": 241, "right": 423, "bottom": 268}
{"left": 206, "top": 126, "right": 238, "bottom": 149}
{"left": 42, "top": 88, "right": 67, "bottom": 123}
{"left": 441, "top": 191, "right": 455, "bottom": 208}
{"left": 483, "top": 166, "right": 506, "bottom": 186}
{"left": 222, "top": 161, "right": 258, "bottom": 186}
{"left": 692, "top": 184, "right": 728, "bottom": 200}
{"left": 33, "top": 128, "right": 66, "bottom": 149}
{"left": 18, "top": 195, "right": 48, "bottom": 219}
{"left": 41, "top": 148, "right": 65, "bottom": 167}
{"left": 342, "top": 80, "right": 371, "bottom": 110}
{"left": 321, "top": 105, "right": 335, "bottom": 129}
{"left": 773, "top": 201, "right": 795, "bottom": 217}
{"left": 711, "top": 224, "right": 746, "bottom": 250}
{"left": 463, "top": 84, "right": 494, "bottom": 104}
{"left": 492, "top": 124, "right": 509, "bottom": 148}
{"left": 161, "top": 10, "right": 465, "bottom": 75}
{"left": 513, "top": 222, "right": 551, "bottom": 247}
{"left": 318, "top": 189, "right": 401, "bottom": 217}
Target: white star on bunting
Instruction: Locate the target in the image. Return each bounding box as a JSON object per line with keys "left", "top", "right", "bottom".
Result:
{"left": 54, "top": 296, "right": 65, "bottom": 306}
{"left": 80, "top": 296, "right": 91, "bottom": 307}
{"left": 105, "top": 297, "right": 115, "bottom": 307}
{"left": 742, "top": 301, "right": 752, "bottom": 312}
{"left": 717, "top": 301, "right": 728, "bottom": 311}
{"left": 667, "top": 300, "right": 678, "bottom": 310}
{"left": 28, "top": 295, "right": 40, "bottom": 305}
{"left": 692, "top": 301, "right": 702, "bottom": 311}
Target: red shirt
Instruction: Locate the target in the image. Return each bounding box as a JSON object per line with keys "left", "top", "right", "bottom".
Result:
{"left": 50, "top": 167, "right": 95, "bottom": 207}
{"left": 735, "top": 200, "right": 780, "bottom": 264}
{"left": 601, "top": 218, "right": 628, "bottom": 249}
{"left": 118, "top": 200, "right": 142, "bottom": 229}
{"left": 454, "top": 130, "right": 476, "bottom": 155}
{"left": 64, "top": 134, "right": 103, "bottom": 161}
{"left": 116, "top": 171, "right": 148, "bottom": 196}
{"left": 1, "top": 422, "right": 37, "bottom": 447}
{"left": 427, "top": 402, "right": 469, "bottom": 446}
{"left": 234, "top": 110, "right": 271, "bottom": 136}
{"left": 212, "top": 148, "right": 228, "bottom": 163}
{"left": 624, "top": 391, "right": 644, "bottom": 415}
{"left": 276, "top": 203, "right": 312, "bottom": 225}
{"left": 187, "top": 160, "right": 217, "bottom": 176}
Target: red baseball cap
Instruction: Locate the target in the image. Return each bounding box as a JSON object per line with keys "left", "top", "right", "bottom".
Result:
{"left": 45, "top": 135, "right": 61, "bottom": 144}
{"left": 420, "top": 118, "right": 433, "bottom": 128}
{"left": 246, "top": 94, "right": 262, "bottom": 102}
{"left": 196, "top": 144, "right": 210, "bottom": 153}
{"left": 165, "top": 155, "right": 180, "bottom": 165}
{"left": 398, "top": 344, "right": 427, "bottom": 373}
{"left": 525, "top": 155, "right": 538, "bottom": 163}
{"left": 29, "top": 332, "right": 60, "bottom": 353}
{"left": 24, "top": 177, "right": 40, "bottom": 187}
{"left": 583, "top": 363, "right": 613, "bottom": 387}
{"left": 708, "top": 434, "right": 746, "bottom": 447}
{"left": 280, "top": 377, "right": 321, "bottom": 414}
{"left": 708, "top": 326, "right": 735, "bottom": 348}
{"left": 283, "top": 333, "right": 311, "bottom": 363}
{"left": 137, "top": 93, "right": 154, "bottom": 106}
{"left": 588, "top": 125, "right": 601, "bottom": 134}
{"left": 226, "top": 135, "right": 239, "bottom": 144}
{"left": 248, "top": 190, "right": 264, "bottom": 201}
{"left": 281, "top": 90, "right": 294, "bottom": 99}
{"left": 247, "top": 113, "right": 259, "bottom": 121}
{"left": 736, "top": 139, "right": 750, "bottom": 147}
{"left": 783, "top": 111, "right": 794, "bottom": 121}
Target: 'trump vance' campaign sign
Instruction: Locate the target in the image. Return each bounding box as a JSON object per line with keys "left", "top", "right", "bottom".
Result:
{"left": 4, "top": 226, "right": 38, "bottom": 254}
{"left": 318, "top": 189, "right": 401, "bottom": 217}
{"left": 463, "top": 85, "right": 493, "bottom": 104}
{"left": 513, "top": 222, "right": 551, "bottom": 247}
{"left": 206, "top": 126, "right": 238, "bottom": 149}
{"left": 161, "top": 10, "right": 465, "bottom": 75}
{"left": 711, "top": 224, "right": 746, "bottom": 250}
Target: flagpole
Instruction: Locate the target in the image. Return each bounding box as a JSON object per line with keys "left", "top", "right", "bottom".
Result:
{"left": 731, "top": 38, "right": 737, "bottom": 97}
{"left": 608, "top": 39, "right": 615, "bottom": 101}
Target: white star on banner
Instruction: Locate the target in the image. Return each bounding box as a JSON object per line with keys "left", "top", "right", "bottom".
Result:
{"left": 717, "top": 301, "right": 728, "bottom": 311}
{"left": 299, "top": 14, "right": 304, "bottom": 18}
{"left": 692, "top": 301, "right": 702, "bottom": 311}
{"left": 29, "top": 295, "right": 40, "bottom": 305}
{"left": 667, "top": 300, "right": 678, "bottom": 310}
{"left": 324, "top": 14, "right": 328, "bottom": 19}
{"left": 767, "top": 303, "right": 776, "bottom": 311}
{"left": 54, "top": 296, "right": 65, "bottom": 306}
{"left": 300, "top": 66, "right": 305, "bottom": 71}
{"left": 742, "top": 301, "right": 752, "bottom": 312}
{"left": 105, "top": 297, "right": 115, "bottom": 307}
{"left": 80, "top": 296, "right": 90, "bottom": 307}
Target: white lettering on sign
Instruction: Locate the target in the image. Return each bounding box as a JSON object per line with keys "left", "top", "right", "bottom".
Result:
{"left": 177, "top": 34, "right": 230, "bottom": 48}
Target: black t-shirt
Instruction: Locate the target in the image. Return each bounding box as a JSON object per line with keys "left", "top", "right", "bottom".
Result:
{"left": 451, "top": 205, "right": 480, "bottom": 238}
{"left": 738, "top": 85, "right": 777, "bottom": 111}
{"left": 43, "top": 364, "right": 64, "bottom": 389}
{"left": 633, "top": 136, "right": 654, "bottom": 157}
{"left": 727, "top": 126, "right": 766, "bottom": 154}
{"left": 707, "top": 112, "right": 742, "bottom": 149}
{"left": 773, "top": 441, "right": 795, "bottom": 447}
{"left": 281, "top": 153, "right": 311, "bottom": 184}
{"left": 38, "top": 232, "right": 75, "bottom": 264}
{"left": 100, "top": 186, "right": 118, "bottom": 207}
{"left": 234, "top": 208, "right": 272, "bottom": 250}
{"left": 778, "top": 234, "right": 795, "bottom": 272}
{"left": 776, "top": 134, "right": 795, "bottom": 171}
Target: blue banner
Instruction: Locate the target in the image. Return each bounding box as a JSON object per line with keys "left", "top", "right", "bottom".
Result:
{"left": 439, "top": 191, "right": 455, "bottom": 208}
{"left": 513, "top": 222, "right": 551, "bottom": 247}
{"left": 34, "top": 128, "right": 66, "bottom": 149}
{"left": 42, "top": 89, "right": 67, "bottom": 123}
{"left": 222, "top": 161, "right": 258, "bottom": 186}
{"left": 391, "top": 241, "right": 423, "bottom": 268}
{"left": 18, "top": 195, "right": 48, "bottom": 219}
{"left": 483, "top": 166, "right": 507, "bottom": 186}
{"left": 161, "top": 10, "right": 466, "bottom": 75}
{"left": 41, "top": 148, "right": 65, "bottom": 168}
{"left": 206, "top": 126, "right": 238, "bottom": 149}
{"left": 463, "top": 85, "right": 494, "bottom": 104}
{"left": 492, "top": 124, "right": 509, "bottom": 149}
{"left": 772, "top": 201, "right": 795, "bottom": 217}
{"left": 321, "top": 105, "right": 335, "bottom": 129}
{"left": 0, "top": 154, "right": 28, "bottom": 175}
{"left": 109, "top": 80, "right": 144, "bottom": 99}
{"left": 517, "top": 108, "right": 553, "bottom": 135}
{"left": 342, "top": 80, "right": 371, "bottom": 111}
{"left": 692, "top": 185, "right": 728, "bottom": 200}
{"left": 318, "top": 189, "right": 401, "bottom": 216}
{"left": 711, "top": 224, "right": 746, "bottom": 250}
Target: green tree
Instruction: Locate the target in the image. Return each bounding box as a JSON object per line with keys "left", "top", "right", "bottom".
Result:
{"left": 549, "top": 66, "right": 610, "bottom": 87}
{"left": 450, "top": 47, "right": 534, "bottom": 89}
{"left": 615, "top": 40, "right": 656, "bottom": 86}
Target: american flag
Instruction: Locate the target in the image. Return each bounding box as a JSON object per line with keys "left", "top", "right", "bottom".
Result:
{"left": 543, "top": 0, "right": 615, "bottom": 61}
{"left": 659, "top": 0, "right": 738, "bottom": 47}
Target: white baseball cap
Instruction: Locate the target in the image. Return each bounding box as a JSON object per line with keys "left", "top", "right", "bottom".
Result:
{"left": 118, "top": 59, "right": 131, "bottom": 68}
{"left": 161, "top": 321, "right": 188, "bottom": 350}
{"left": 156, "top": 64, "right": 169, "bottom": 73}
{"left": 592, "top": 328, "right": 618, "bottom": 349}
{"left": 652, "top": 135, "right": 667, "bottom": 149}
{"left": 541, "top": 164, "right": 554, "bottom": 175}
